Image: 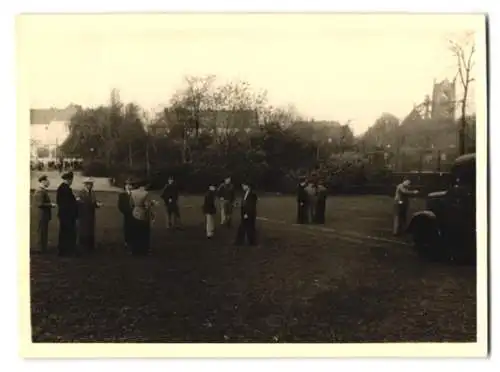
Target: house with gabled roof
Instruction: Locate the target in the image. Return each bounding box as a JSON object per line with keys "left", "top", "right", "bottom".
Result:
{"left": 30, "top": 104, "right": 78, "bottom": 160}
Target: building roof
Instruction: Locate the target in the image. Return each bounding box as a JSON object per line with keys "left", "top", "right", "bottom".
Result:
{"left": 30, "top": 105, "right": 78, "bottom": 125}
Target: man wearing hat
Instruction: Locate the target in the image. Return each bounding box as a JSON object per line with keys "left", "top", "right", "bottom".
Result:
{"left": 33, "top": 175, "right": 56, "bottom": 253}
{"left": 203, "top": 184, "right": 217, "bottom": 238}
{"left": 117, "top": 178, "right": 134, "bottom": 249}
{"left": 160, "top": 176, "right": 181, "bottom": 229}
{"left": 393, "top": 177, "right": 419, "bottom": 236}
{"left": 56, "top": 171, "right": 79, "bottom": 256}
{"left": 77, "top": 177, "right": 102, "bottom": 253}
{"left": 235, "top": 181, "right": 258, "bottom": 246}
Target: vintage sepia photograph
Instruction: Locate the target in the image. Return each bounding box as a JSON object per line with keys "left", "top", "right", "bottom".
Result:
{"left": 17, "top": 13, "right": 487, "bottom": 357}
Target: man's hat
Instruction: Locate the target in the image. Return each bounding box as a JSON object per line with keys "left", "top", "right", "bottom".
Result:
{"left": 242, "top": 180, "right": 254, "bottom": 188}
{"left": 83, "top": 177, "right": 94, "bottom": 184}
{"left": 61, "top": 171, "right": 74, "bottom": 180}
{"left": 38, "top": 174, "right": 48, "bottom": 183}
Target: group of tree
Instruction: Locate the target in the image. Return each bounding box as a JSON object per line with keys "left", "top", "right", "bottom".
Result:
{"left": 59, "top": 34, "right": 476, "bottom": 193}
{"left": 60, "top": 76, "right": 370, "bottom": 192}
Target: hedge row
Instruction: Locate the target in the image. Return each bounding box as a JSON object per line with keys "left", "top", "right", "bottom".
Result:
{"left": 81, "top": 160, "right": 451, "bottom": 195}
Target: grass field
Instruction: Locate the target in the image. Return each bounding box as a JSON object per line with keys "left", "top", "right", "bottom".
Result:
{"left": 29, "top": 192, "right": 476, "bottom": 343}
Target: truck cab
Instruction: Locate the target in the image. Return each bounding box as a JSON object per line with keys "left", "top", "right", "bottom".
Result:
{"left": 407, "top": 153, "right": 476, "bottom": 264}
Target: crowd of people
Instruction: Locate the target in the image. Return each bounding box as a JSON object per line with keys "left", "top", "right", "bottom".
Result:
{"left": 33, "top": 171, "right": 418, "bottom": 257}
{"left": 30, "top": 158, "right": 83, "bottom": 173}
{"left": 296, "top": 178, "right": 328, "bottom": 225}
{"left": 33, "top": 173, "right": 260, "bottom": 257}
{"left": 34, "top": 172, "right": 102, "bottom": 257}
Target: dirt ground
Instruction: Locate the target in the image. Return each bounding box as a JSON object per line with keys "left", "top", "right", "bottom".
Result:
{"left": 29, "top": 192, "right": 476, "bottom": 343}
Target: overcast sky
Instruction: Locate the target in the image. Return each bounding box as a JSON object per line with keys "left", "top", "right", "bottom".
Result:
{"left": 18, "top": 14, "right": 483, "bottom": 135}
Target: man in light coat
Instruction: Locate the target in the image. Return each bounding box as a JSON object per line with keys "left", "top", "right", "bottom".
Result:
{"left": 130, "top": 181, "right": 157, "bottom": 255}
{"left": 77, "top": 178, "right": 102, "bottom": 253}
{"left": 117, "top": 178, "right": 134, "bottom": 249}
{"left": 393, "top": 178, "right": 419, "bottom": 236}
{"left": 33, "top": 174, "right": 56, "bottom": 253}
{"left": 305, "top": 181, "right": 318, "bottom": 224}
{"left": 217, "top": 176, "right": 236, "bottom": 228}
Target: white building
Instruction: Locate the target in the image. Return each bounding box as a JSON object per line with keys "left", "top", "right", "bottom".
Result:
{"left": 30, "top": 105, "right": 78, "bottom": 161}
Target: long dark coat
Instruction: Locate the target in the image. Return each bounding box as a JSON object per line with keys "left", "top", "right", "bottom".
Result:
{"left": 56, "top": 182, "right": 78, "bottom": 255}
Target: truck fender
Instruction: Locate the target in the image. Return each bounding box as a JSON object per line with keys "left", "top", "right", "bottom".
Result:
{"left": 406, "top": 210, "right": 439, "bottom": 235}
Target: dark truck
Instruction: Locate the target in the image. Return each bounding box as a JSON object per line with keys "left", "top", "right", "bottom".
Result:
{"left": 407, "top": 153, "right": 476, "bottom": 264}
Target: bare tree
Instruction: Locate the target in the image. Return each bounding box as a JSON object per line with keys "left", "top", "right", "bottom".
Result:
{"left": 449, "top": 32, "right": 476, "bottom": 155}
{"left": 170, "top": 75, "right": 217, "bottom": 163}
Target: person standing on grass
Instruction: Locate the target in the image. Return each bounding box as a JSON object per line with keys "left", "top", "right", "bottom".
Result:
{"left": 77, "top": 178, "right": 102, "bottom": 253}
{"left": 393, "top": 177, "right": 419, "bottom": 236}
{"left": 296, "top": 177, "right": 309, "bottom": 224}
{"left": 34, "top": 174, "right": 56, "bottom": 254}
{"left": 217, "top": 176, "right": 236, "bottom": 228}
{"left": 315, "top": 181, "right": 328, "bottom": 224}
{"left": 305, "top": 180, "right": 318, "bottom": 224}
{"left": 160, "top": 176, "right": 181, "bottom": 229}
{"left": 56, "top": 171, "right": 79, "bottom": 257}
{"left": 117, "top": 178, "right": 134, "bottom": 250}
{"left": 203, "top": 184, "right": 217, "bottom": 238}
{"left": 130, "top": 181, "right": 156, "bottom": 256}
{"left": 234, "top": 181, "right": 258, "bottom": 246}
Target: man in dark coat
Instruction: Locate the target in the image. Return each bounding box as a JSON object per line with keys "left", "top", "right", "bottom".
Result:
{"left": 56, "top": 171, "right": 78, "bottom": 256}
{"left": 235, "top": 181, "right": 258, "bottom": 246}
{"left": 118, "top": 178, "right": 134, "bottom": 249}
{"left": 77, "top": 178, "right": 102, "bottom": 253}
{"left": 33, "top": 175, "right": 56, "bottom": 253}
{"left": 296, "top": 178, "right": 309, "bottom": 224}
{"left": 160, "top": 176, "right": 181, "bottom": 229}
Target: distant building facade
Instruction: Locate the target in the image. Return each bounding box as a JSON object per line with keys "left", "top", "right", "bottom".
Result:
{"left": 402, "top": 78, "right": 457, "bottom": 126}
{"left": 30, "top": 105, "right": 78, "bottom": 160}
{"left": 431, "top": 78, "right": 456, "bottom": 120}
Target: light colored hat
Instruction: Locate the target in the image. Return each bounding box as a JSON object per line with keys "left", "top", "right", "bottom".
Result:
{"left": 83, "top": 177, "right": 94, "bottom": 184}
